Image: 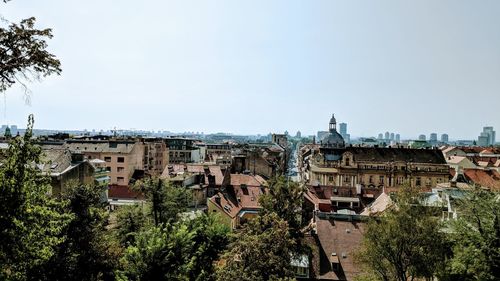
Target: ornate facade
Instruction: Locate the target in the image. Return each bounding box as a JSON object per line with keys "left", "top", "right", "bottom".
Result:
{"left": 300, "top": 115, "right": 450, "bottom": 193}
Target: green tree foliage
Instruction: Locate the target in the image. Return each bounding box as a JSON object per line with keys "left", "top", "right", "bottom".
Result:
{"left": 185, "top": 213, "right": 231, "bottom": 281}
{"left": 1, "top": 11, "right": 62, "bottom": 94}
{"left": 216, "top": 213, "right": 296, "bottom": 281}
{"left": 117, "top": 224, "right": 194, "bottom": 281}
{"left": 117, "top": 213, "right": 230, "bottom": 281}
{"left": 259, "top": 176, "right": 305, "bottom": 236}
{"left": 441, "top": 190, "right": 500, "bottom": 281}
{"left": 114, "top": 204, "right": 149, "bottom": 247}
{"left": 44, "top": 184, "right": 121, "bottom": 281}
{"left": 355, "top": 187, "right": 447, "bottom": 281}
{"left": 0, "top": 115, "right": 71, "bottom": 280}
{"left": 134, "top": 177, "right": 192, "bottom": 226}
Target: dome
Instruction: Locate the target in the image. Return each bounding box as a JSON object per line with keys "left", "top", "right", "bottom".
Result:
{"left": 321, "top": 113, "right": 345, "bottom": 148}
{"left": 321, "top": 130, "right": 345, "bottom": 148}
{"left": 330, "top": 114, "right": 336, "bottom": 125}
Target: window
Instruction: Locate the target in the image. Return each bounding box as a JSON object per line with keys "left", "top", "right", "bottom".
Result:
{"left": 345, "top": 158, "right": 350, "bottom": 166}
{"left": 117, "top": 177, "right": 125, "bottom": 184}
{"left": 106, "top": 167, "right": 111, "bottom": 172}
{"left": 416, "top": 177, "right": 421, "bottom": 186}
{"left": 117, "top": 167, "right": 125, "bottom": 173}
{"left": 379, "top": 176, "right": 384, "bottom": 184}
{"left": 426, "top": 177, "right": 432, "bottom": 186}
{"left": 104, "top": 157, "right": 111, "bottom": 162}
{"left": 397, "top": 177, "right": 404, "bottom": 185}
{"left": 328, "top": 176, "right": 334, "bottom": 182}
{"left": 369, "top": 176, "right": 374, "bottom": 183}
{"left": 117, "top": 157, "right": 125, "bottom": 163}
{"left": 344, "top": 176, "right": 349, "bottom": 183}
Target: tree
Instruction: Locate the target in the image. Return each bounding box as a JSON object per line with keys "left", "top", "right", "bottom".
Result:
{"left": 1, "top": 11, "right": 62, "bottom": 95}
{"left": 117, "top": 223, "right": 195, "bottom": 281}
{"left": 355, "top": 187, "right": 447, "bottom": 281}
{"left": 0, "top": 115, "right": 71, "bottom": 281}
{"left": 116, "top": 213, "right": 230, "bottom": 281}
{"left": 259, "top": 176, "right": 305, "bottom": 237}
{"left": 133, "top": 177, "right": 191, "bottom": 226}
{"left": 44, "top": 184, "right": 121, "bottom": 281}
{"left": 216, "top": 213, "right": 296, "bottom": 281}
{"left": 114, "top": 204, "right": 149, "bottom": 247}
{"left": 441, "top": 189, "right": 500, "bottom": 281}
{"left": 185, "top": 213, "right": 230, "bottom": 281}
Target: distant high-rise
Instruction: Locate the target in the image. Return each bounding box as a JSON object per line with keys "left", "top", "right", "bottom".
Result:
{"left": 338, "top": 123, "right": 349, "bottom": 143}
{"left": 339, "top": 123, "right": 347, "bottom": 137}
{"left": 10, "top": 125, "right": 17, "bottom": 135}
{"left": 430, "top": 133, "right": 438, "bottom": 143}
{"left": 418, "top": 134, "right": 426, "bottom": 141}
{"left": 390, "top": 133, "right": 395, "bottom": 141}
{"left": 441, "top": 134, "right": 449, "bottom": 143}
{"left": 478, "top": 126, "right": 496, "bottom": 146}
{"left": 385, "top": 132, "right": 390, "bottom": 140}
{"left": 378, "top": 133, "right": 383, "bottom": 140}
{"left": 395, "top": 134, "right": 401, "bottom": 143}
{"left": 296, "top": 131, "right": 301, "bottom": 138}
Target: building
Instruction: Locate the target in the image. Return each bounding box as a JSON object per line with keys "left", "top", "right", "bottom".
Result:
{"left": 478, "top": 126, "right": 496, "bottom": 146}
{"left": 306, "top": 213, "right": 366, "bottom": 280}
{"left": 319, "top": 114, "right": 345, "bottom": 148}
{"left": 207, "top": 174, "right": 267, "bottom": 229}
{"left": 272, "top": 133, "right": 288, "bottom": 149}
{"left": 318, "top": 131, "right": 329, "bottom": 143}
{"left": 231, "top": 143, "right": 286, "bottom": 179}
{"left": 10, "top": 125, "right": 18, "bottom": 135}
{"left": 430, "top": 133, "right": 438, "bottom": 144}
{"left": 299, "top": 115, "right": 450, "bottom": 204}
{"left": 296, "top": 131, "right": 302, "bottom": 138}
{"left": 385, "top": 132, "right": 390, "bottom": 140}
{"left": 441, "top": 134, "right": 449, "bottom": 143}
{"left": 39, "top": 147, "right": 96, "bottom": 195}
{"left": 64, "top": 139, "right": 145, "bottom": 186}
{"left": 339, "top": 122, "right": 347, "bottom": 138}
{"left": 164, "top": 138, "right": 199, "bottom": 164}
{"left": 418, "top": 134, "right": 426, "bottom": 141}
{"left": 395, "top": 134, "right": 401, "bottom": 143}
{"left": 203, "top": 143, "right": 232, "bottom": 162}
{"left": 142, "top": 138, "right": 169, "bottom": 176}
{"left": 377, "top": 133, "right": 383, "bottom": 140}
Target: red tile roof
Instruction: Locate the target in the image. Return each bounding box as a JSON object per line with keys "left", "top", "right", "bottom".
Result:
{"left": 314, "top": 218, "right": 365, "bottom": 280}
{"left": 209, "top": 184, "right": 266, "bottom": 218}
{"left": 464, "top": 169, "right": 500, "bottom": 191}
{"left": 108, "top": 185, "right": 144, "bottom": 199}
{"left": 229, "top": 174, "right": 264, "bottom": 187}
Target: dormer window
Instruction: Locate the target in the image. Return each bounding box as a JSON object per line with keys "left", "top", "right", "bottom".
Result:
{"left": 345, "top": 158, "right": 350, "bottom": 166}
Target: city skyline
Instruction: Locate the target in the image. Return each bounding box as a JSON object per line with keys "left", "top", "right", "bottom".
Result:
{"left": 2, "top": 0, "right": 500, "bottom": 138}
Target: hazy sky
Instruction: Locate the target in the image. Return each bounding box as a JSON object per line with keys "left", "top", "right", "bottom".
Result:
{"left": 2, "top": 0, "right": 499, "bottom": 139}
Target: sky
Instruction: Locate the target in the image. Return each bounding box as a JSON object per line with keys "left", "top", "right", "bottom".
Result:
{"left": 1, "top": 0, "right": 500, "bottom": 139}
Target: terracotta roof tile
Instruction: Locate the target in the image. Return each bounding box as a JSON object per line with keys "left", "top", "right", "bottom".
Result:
{"left": 464, "top": 169, "right": 500, "bottom": 191}
{"left": 314, "top": 218, "right": 365, "bottom": 280}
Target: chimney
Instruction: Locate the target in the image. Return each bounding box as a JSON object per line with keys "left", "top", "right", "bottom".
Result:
{"left": 214, "top": 194, "right": 221, "bottom": 205}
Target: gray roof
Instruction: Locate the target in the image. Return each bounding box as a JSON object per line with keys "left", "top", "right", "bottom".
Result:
{"left": 323, "top": 147, "right": 447, "bottom": 164}
{"left": 64, "top": 140, "right": 136, "bottom": 154}
{"left": 320, "top": 130, "right": 345, "bottom": 148}
{"left": 39, "top": 148, "right": 73, "bottom": 174}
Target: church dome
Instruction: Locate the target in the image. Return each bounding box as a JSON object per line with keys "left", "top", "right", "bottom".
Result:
{"left": 321, "top": 114, "right": 345, "bottom": 148}
{"left": 321, "top": 131, "right": 345, "bottom": 148}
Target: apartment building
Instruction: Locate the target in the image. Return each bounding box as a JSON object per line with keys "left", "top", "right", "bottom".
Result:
{"left": 65, "top": 140, "right": 144, "bottom": 186}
